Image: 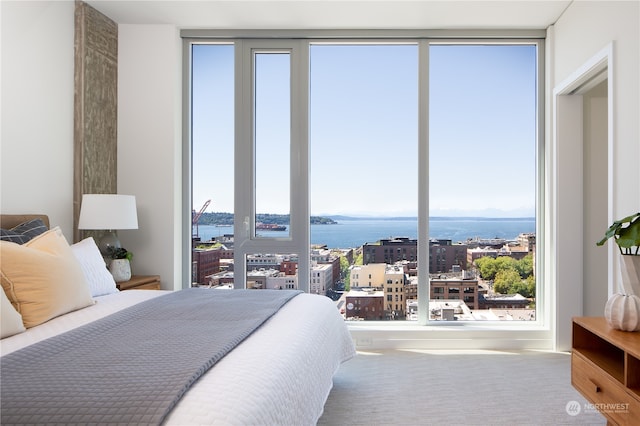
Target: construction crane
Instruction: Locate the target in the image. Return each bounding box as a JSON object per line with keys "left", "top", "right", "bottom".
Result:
{"left": 192, "top": 199, "right": 211, "bottom": 238}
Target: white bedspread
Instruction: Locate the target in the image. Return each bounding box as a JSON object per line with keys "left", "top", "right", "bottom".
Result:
{"left": 1, "top": 290, "right": 356, "bottom": 425}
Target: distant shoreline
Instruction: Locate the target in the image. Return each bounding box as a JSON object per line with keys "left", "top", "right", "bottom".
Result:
{"left": 196, "top": 216, "right": 536, "bottom": 248}
{"left": 197, "top": 211, "right": 535, "bottom": 225}
{"left": 327, "top": 216, "right": 535, "bottom": 221}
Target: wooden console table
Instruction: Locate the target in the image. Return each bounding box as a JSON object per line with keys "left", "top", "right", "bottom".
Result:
{"left": 572, "top": 317, "right": 640, "bottom": 425}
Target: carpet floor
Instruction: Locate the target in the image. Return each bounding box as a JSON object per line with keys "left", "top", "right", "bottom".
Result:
{"left": 318, "top": 349, "right": 607, "bottom": 425}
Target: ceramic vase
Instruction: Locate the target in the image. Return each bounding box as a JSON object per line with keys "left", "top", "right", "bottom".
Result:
{"left": 604, "top": 255, "right": 640, "bottom": 331}
{"left": 109, "top": 259, "right": 132, "bottom": 282}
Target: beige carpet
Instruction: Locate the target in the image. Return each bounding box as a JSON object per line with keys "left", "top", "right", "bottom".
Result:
{"left": 318, "top": 349, "right": 607, "bottom": 426}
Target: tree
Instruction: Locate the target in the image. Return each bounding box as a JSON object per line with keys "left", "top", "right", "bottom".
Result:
{"left": 495, "top": 256, "right": 518, "bottom": 271}
{"left": 339, "top": 256, "right": 351, "bottom": 290}
{"left": 339, "top": 255, "right": 350, "bottom": 277}
{"left": 475, "top": 256, "right": 498, "bottom": 281}
{"left": 493, "top": 269, "right": 522, "bottom": 294}
{"left": 510, "top": 276, "right": 535, "bottom": 298}
{"left": 516, "top": 254, "right": 534, "bottom": 278}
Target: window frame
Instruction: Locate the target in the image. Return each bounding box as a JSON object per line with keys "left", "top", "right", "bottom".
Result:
{"left": 182, "top": 30, "right": 550, "bottom": 349}
{"left": 234, "top": 40, "right": 311, "bottom": 291}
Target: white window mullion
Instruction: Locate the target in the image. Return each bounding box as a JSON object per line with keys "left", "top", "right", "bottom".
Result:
{"left": 234, "top": 39, "right": 250, "bottom": 289}
{"left": 290, "top": 40, "right": 310, "bottom": 292}
{"left": 417, "top": 40, "right": 430, "bottom": 325}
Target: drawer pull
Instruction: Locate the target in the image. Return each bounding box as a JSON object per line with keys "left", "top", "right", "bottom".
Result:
{"left": 589, "top": 379, "right": 601, "bottom": 393}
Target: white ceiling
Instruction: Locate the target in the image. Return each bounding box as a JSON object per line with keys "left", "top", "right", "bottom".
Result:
{"left": 86, "top": 0, "right": 572, "bottom": 30}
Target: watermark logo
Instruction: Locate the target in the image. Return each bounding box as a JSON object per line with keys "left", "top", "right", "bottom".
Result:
{"left": 566, "top": 400, "right": 630, "bottom": 417}
{"left": 584, "top": 402, "right": 629, "bottom": 415}
{"left": 566, "top": 400, "right": 581, "bottom": 416}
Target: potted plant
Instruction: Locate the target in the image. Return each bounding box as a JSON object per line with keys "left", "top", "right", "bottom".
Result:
{"left": 596, "top": 212, "right": 640, "bottom": 331}
{"left": 107, "top": 247, "right": 133, "bottom": 282}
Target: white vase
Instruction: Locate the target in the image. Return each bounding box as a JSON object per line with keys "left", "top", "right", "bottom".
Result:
{"left": 109, "top": 259, "right": 131, "bottom": 282}
{"left": 604, "top": 255, "right": 640, "bottom": 331}
{"left": 619, "top": 255, "right": 640, "bottom": 295}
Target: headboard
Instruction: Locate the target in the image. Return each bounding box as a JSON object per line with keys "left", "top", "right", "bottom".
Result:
{"left": 0, "top": 214, "right": 50, "bottom": 230}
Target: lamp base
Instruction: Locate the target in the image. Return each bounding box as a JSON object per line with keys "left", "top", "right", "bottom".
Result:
{"left": 97, "top": 230, "right": 121, "bottom": 258}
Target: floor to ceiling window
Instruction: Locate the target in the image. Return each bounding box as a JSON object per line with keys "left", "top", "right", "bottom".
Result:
{"left": 190, "top": 44, "right": 234, "bottom": 286}
{"left": 428, "top": 43, "right": 538, "bottom": 321}
{"left": 187, "top": 34, "right": 543, "bottom": 326}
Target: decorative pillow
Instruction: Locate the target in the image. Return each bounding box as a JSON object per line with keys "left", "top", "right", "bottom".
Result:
{"left": 0, "top": 227, "right": 94, "bottom": 328}
{"left": 0, "top": 218, "right": 48, "bottom": 244}
{"left": 71, "top": 237, "right": 118, "bottom": 297}
{"left": 1, "top": 287, "right": 26, "bottom": 338}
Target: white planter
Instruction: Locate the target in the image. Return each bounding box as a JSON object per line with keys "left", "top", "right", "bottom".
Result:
{"left": 604, "top": 255, "right": 640, "bottom": 331}
{"left": 109, "top": 259, "right": 131, "bottom": 282}
{"left": 619, "top": 255, "right": 640, "bottom": 295}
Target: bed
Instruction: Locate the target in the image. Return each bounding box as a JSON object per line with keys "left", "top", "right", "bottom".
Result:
{"left": 1, "top": 214, "right": 356, "bottom": 425}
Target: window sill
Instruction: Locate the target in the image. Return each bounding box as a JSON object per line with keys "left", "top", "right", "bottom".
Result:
{"left": 347, "top": 321, "right": 554, "bottom": 350}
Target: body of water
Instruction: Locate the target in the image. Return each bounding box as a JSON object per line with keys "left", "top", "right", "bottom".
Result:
{"left": 196, "top": 217, "right": 535, "bottom": 249}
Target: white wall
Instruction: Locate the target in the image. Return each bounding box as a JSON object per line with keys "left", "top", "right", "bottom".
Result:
{"left": 552, "top": 0, "right": 639, "bottom": 349}
{"left": 554, "top": 1, "right": 639, "bottom": 216}
{"left": 117, "top": 24, "right": 183, "bottom": 289}
{"left": 1, "top": 1, "right": 75, "bottom": 235}
{"left": 1, "top": 2, "right": 183, "bottom": 289}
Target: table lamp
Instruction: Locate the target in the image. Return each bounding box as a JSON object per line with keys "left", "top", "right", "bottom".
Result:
{"left": 78, "top": 194, "right": 138, "bottom": 256}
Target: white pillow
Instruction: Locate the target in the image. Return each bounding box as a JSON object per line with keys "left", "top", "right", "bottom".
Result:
{"left": 1, "top": 288, "right": 26, "bottom": 338}
{"left": 71, "top": 237, "right": 119, "bottom": 297}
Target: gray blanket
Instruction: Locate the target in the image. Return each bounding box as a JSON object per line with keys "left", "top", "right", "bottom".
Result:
{"left": 0, "top": 288, "right": 301, "bottom": 425}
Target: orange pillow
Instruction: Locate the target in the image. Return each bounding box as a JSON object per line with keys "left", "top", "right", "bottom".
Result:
{"left": 0, "top": 227, "right": 94, "bottom": 328}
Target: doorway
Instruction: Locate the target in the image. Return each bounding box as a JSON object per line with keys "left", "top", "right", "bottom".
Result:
{"left": 553, "top": 43, "right": 613, "bottom": 350}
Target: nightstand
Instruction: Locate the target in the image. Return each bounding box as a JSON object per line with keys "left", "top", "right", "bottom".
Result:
{"left": 116, "top": 275, "right": 161, "bottom": 291}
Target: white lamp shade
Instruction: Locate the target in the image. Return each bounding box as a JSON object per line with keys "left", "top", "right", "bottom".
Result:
{"left": 78, "top": 194, "right": 138, "bottom": 230}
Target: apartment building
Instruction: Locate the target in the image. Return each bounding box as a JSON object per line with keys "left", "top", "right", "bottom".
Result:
{"left": 429, "top": 239, "right": 468, "bottom": 273}
{"left": 344, "top": 288, "right": 385, "bottom": 320}
{"left": 192, "top": 248, "right": 222, "bottom": 285}
{"left": 363, "top": 237, "right": 417, "bottom": 264}
{"left": 384, "top": 264, "right": 406, "bottom": 318}
{"left": 349, "top": 263, "right": 386, "bottom": 288}
{"left": 311, "top": 263, "right": 333, "bottom": 295}
{"left": 363, "top": 237, "right": 468, "bottom": 273}
{"left": 430, "top": 277, "right": 481, "bottom": 310}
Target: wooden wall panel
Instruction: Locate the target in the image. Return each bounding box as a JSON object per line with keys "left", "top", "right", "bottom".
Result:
{"left": 73, "top": 1, "right": 117, "bottom": 243}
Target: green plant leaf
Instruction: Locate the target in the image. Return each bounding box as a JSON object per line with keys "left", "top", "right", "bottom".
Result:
{"left": 596, "top": 212, "right": 640, "bottom": 251}
{"left": 616, "top": 215, "right": 640, "bottom": 249}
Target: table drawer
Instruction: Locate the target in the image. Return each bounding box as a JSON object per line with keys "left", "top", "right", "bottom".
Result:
{"left": 131, "top": 281, "right": 161, "bottom": 290}
{"left": 572, "top": 352, "right": 639, "bottom": 425}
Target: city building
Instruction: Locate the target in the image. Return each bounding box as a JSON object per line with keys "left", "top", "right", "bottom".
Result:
{"left": 479, "top": 293, "right": 531, "bottom": 310}
{"left": 311, "top": 263, "right": 333, "bottom": 295}
{"left": 192, "top": 248, "right": 222, "bottom": 285}
{"left": 349, "top": 263, "right": 386, "bottom": 288}
{"left": 280, "top": 259, "right": 298, "bottom": 276}
{"left": 467, "top": 247, "right": 499, "bottom": 265}
{"left": 311, "top": 248, "right": 342, "bottom": 288}
{"left": 246, "top": 268, "right": 282, "bottom": 289}
{"left": 384, "top": 264, "right": 406, "bottom": 318}
{"left": 344, "top": 288, "right": 385, "bottom": 320}
{"left": 247, "top": 253, "right": 286, "bottom": 271}
{"left": 363, "top": 237, "right": 417, "bottom": 264}
{"left": 267, "top": 273, "right": 298, "bottom": 290}
{"left": 429, "top": 239, "right": 468, "bottom": 273}
{"left": 363, "top": 237, "right": 468, "bottom": 273}
{"left": 430, "top": 277, "right": 480, "bottom": 310}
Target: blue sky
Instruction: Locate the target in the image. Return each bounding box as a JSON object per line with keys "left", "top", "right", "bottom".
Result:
{"left": 192, "top": 43, "right": 536, "bottom": 218}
